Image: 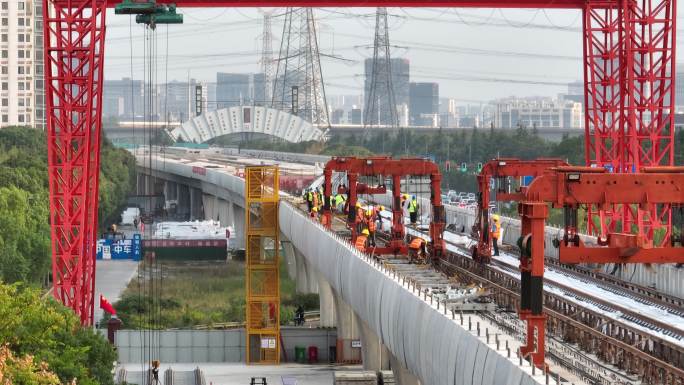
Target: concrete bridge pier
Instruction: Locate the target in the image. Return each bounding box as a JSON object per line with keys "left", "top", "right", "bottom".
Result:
{"left": 356, "top": 314, "right": 390, "bottom": 372}
{"left": 189, "top": 187, "right": 203, "bottom": 220}
{"left": 390, "top": 353, "right": 422, "bottom": 385}
{"left": 333, "top": 291, "right": 361, "bottom": 364}
{"left": 177, "top": 184, "right": 190, "bottom": 218}
{"left": 317, "top": 274, "right": 336, "bottom": 328}
{"left": 283, "top": 243, "right": 336, "bottom": 328}
{"left": 165, "top": 180, "right": 178, "bottom": 201}
{"left": 281, "top": 240, "right": 298, "bottom": 281}
{"left": 293, "top": 249, "right": 319, "bottom": 294}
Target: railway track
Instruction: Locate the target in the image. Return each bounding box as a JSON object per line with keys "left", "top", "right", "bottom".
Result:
{"left": 436, "top": 232, "right": 684, "bottom": 385}
{"left": 370, "top": 218, "right": 684, "bottom": 384}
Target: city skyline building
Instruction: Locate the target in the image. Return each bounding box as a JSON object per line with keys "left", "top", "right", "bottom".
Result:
{"left": 364, "top": 57, "right": 410, "bottom": 121}
{"left": 409, "top": 82, "right": 439, "bottom": 126}
{"left": 494, "top": 96, "right": 583, "bottom": 129}
{"left": 0, "top": 0, "right": 44, "bottom": 129}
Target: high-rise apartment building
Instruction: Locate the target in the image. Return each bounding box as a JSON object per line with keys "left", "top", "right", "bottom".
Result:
{"left": 216, "top": 73, "right": 267, "bottom": 109}
{"left": 0, "top": 0, "right": 45, "bottom": 129}
{"left": 494, "top": 97, "right": 583, "bottom": 129}
{"left": 409, "top": 82, "right": 439, "bottom": 126}
{"left": 103, "top": 78, "right": 144, "bottom": 120}
{"left": 363, "top": 58, "right": 409, "bottom": 123}
{"left": 675, "top": 64, "right": 684, "bottom": 112}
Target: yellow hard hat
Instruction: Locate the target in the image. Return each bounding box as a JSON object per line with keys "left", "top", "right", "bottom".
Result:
{"left": 361, "top": 229, "right": 370, "bottom": 236}
{"left": 379, "top": 205, "right": 385, "bottom": 211}
{"left": 492, "top": 214, "right": 500, "bottom": 222}
{"left": 312, "top": 206, "right": 318, "bottom": 212}
{"left": 356, "top": 202, "right": 362, "bottom": 208}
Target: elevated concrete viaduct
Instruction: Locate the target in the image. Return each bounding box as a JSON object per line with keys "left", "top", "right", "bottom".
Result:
{"left": 136, "top": 154, "right": 546, "bottom": 385}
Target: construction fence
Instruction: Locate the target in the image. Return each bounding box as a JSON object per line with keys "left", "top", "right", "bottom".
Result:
{"left": 114, "top": 327, "right": 337, "bottom": 364}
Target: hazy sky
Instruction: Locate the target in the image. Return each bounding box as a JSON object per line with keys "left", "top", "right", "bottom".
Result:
{"left": 102, "top": 6, "right": 684, "bottom": 102}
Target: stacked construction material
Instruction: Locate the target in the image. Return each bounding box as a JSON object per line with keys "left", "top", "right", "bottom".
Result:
{"left": 333, "top": 372, "right": 377, "bottom": 385}
{"left": 379, "top": 371, "right": 395, "bottom": 385}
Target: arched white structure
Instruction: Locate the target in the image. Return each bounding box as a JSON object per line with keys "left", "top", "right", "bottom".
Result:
{"left": 169, "top": 106, "right": 327, "bottom": 143}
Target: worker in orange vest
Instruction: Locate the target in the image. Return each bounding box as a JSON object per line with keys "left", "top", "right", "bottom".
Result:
{"left": 355, "top": 202, "right": 365, "bottom": 234}
{"left": 408, "top": 237, "right": 427, "bottom": 262}
{"left": 490, "top": 214, "right": 501, "bottom": 256}
{"left": 366, "top": 209, "right": 377, "bottom": 247}
{"left": 355, "top": 229, "right": 369, "bottom": 252}
{"left": 320, "top": 209, "right": 330, "bottom": 227}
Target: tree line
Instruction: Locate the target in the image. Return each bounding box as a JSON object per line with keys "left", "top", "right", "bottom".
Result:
{"left": 0, "top": 127, "right": 135, "bottom": 384}
{"left": 0, "top": 127, "right": 136, "bottom": 285}
{"left": 237, "top": 126, "right": 683, "bottom": 192}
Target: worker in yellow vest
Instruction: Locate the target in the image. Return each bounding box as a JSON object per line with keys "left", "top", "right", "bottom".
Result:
{"left": 408, "top": 196, "right": 419, "bottom": 225}
{"left": 490, "top": 214, "right": 501, "bottom": 256}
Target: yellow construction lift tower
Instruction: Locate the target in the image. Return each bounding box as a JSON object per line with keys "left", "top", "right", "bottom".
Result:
{"left": 245, "top": 166, "right": 280, "bottom": 364}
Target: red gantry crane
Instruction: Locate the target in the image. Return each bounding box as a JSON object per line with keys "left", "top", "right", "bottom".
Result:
{"left": 321, "top": 156, "right": 446, "bottom": 261}
{"left": 515, "top": 166, "right": 684, "bottom": 368}
{"left": 472, "top": 158, "right": 569, "bottom": 263}
{"left": 44, "top": 0, "right": 676, "bottom": 326}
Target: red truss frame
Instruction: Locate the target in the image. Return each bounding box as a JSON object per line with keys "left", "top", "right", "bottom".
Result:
{"left": 44, "top": 0, "right": 676, "bottom": 327}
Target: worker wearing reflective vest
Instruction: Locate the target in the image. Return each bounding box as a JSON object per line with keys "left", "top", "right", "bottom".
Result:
{"left": 355, "top": 229, "right": 369, "bottom": 252}
{"left": 312, "top": 190, "right": 320, "bottom": 210}
{"left": 408, "top": 196, "right": 419, "bottom": 225}
{"left": 408, "top": 236, "right": 427, "bottom": 262}
{"left": 305, "top": 189, "right": 313, "bottom": 213}
{"left": 334, "top": 194, "right": 346, "bottom": 213}
{"left": 366, "top": 209, "right": 377, "bottom": 247}
{"left": 355, "top": 202, "right": 365, "bottom": 234}
{"left": 490, "top": 214, "right": 501, "bottom": 256}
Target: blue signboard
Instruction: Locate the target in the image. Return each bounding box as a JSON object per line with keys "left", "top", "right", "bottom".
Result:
{"left": 522, "top": 175, "right": 534, "bottom": 186}
{"left": 96, "top": 234, "right": 142, "bottom": 260}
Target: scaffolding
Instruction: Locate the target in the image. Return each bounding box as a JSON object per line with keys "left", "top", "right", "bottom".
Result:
{"left": 245, "top": 166, "right": 280, "bottom": 364}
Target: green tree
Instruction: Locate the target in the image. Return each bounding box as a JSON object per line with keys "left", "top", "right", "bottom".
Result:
{"left": 0, "top": 127, "right": 136, "bottom": 285}
{"left": 0, "top": 283, "right": 117, "bottom": 385}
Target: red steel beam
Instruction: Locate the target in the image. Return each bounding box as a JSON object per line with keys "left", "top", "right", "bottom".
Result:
{"left": 98, "top": 0, "right": 601, "bottom": 8}
{"left": 44, "top": 0, "right": 107, "bottom": 326}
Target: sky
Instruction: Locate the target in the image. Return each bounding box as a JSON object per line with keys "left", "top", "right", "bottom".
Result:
{"left": 102, "top": 6, "right": 684, "bottom": 103}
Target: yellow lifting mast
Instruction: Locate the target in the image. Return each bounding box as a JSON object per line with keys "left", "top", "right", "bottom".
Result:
{"left": 245, "top": 166, "right": 280, "bottom": 364}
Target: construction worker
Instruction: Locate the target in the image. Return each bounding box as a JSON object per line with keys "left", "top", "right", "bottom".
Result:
{"left": 305, "top": 189, "right": 313, "bottom": 213}
{"left": 334, "top": 193, "right": 346, "bottom": 213}
{"left": 355, "top": 202, "right": 365, "bottom": 234}
{"left": 320, "top": 208, "right": 330, "bottom": 227}
{"left": 355, "top": 229, "right": 369, "bottom": 252}
{"left": 151, "top": 360, "right": 161, "bottom": 385}
{"left": 374, "top": 205, "right": 384, "bottom": 231}
{"left": 408, "top": 196, "right": 419, "bottom": 225}
{"left": 408, "top": 236, "right": 427, "bottom": 262}
{"left": 366, "top": 209, "right": 377, "bottom": 247}
{"left": 312, "top": 189, "right": 320, "bottom": 211}
{"left": 490, "top": 214, "right": 501, "bottom": 256}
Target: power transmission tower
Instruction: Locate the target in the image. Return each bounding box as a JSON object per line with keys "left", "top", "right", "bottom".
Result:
{"left": 272, "top": 8, "right": 330, "bottom": 128}
{"left": 364, "top": 7, "right": 398, "bottom": 128}
{"left": 260, "top": 12, "right": 274, "bottom": 104}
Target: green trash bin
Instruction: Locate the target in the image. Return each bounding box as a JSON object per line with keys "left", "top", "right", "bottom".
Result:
{"left": 294, "top": 346, "right": 306, "bottom": 363}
